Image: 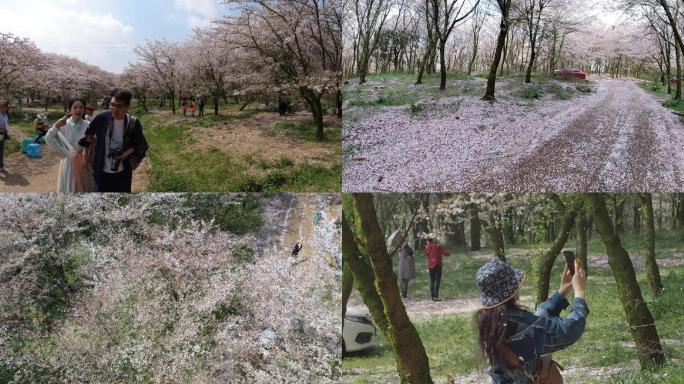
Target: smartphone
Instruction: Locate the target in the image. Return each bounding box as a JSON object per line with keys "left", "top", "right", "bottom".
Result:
{"left": 563, "top": 250, "right": 575, "bottom": 275}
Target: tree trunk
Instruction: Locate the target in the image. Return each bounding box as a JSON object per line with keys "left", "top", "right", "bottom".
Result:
{"left": 341, "top": 261, "right": 354, "bottom": 332}
{"left": 588, "top": 193, "right": 665, "bottom": 368}
{"left": 301, "top": 90, "right": 325, "bottom": 140}
{"left": 577, "top": 210, "right": 588, "bottom": 274}
{"left": 614, "top": 197, "right": 626, "bottom": 235}
{"left": 487, "top": 220, "right": 506, "bottom": 261}
{"left": 416, "top": 40, "right": 437, "bottom": 85}
{"left": 214, "top": 96, "right": 220, "bottom": 116}
{"left": 353, "top": 194, "right": 434, "bottom": 384}
{"left": 452, "top": 221, "right": 466, "bottom": 248}
{"left": 639, "top": 193, "right": 663, "bottom": 298}
{"left": 677, "top": 193, "right": 684, "bottom": 235}
{"left": 336, "top": 89, "right": 343, "bottom": 118}
{"left": 170, "top": 92, "right": 176, "bottom": 115}
{"left": 468, "top": 37, "right": 479, "bottom": 76}
{"left": 471, "top": 205, "right": 481, "bottom": 251}
{"left": 525, "top": 44, "right": 536, "bottom": 84}
{"left": 483, "top": 3, "right": 510, "bottom": 101}
{"left": 676, "top": 40, "right": 682, "bottom": 100}
{"left": 439, "top": 39, "right": 447, "bottom": 90}
{"left": 535, "top": 200, "right": 578, "bottom": 306}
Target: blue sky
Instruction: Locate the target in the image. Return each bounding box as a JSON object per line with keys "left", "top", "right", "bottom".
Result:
{"left": 1, "top": 0, "right": 233, "bottom": 73}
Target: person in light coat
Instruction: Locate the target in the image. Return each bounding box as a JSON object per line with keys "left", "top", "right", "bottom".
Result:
{"left": 397, "top": 242, "right": 416, "bottom": 299}
{"left": 45, "top": 98, "right": 94, "bottom": 192}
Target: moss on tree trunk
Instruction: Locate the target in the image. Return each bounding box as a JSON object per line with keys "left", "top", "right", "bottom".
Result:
{"left": 588, "top": 193, "right": 665, "bottom": 368}
{"left": 470, "top": 205, "right": 481, "bottom": 251}
{"left": 639, "top": 193, "right": 663, "bottom": 298}
{"left": 535, "top": 196, "right": 578, "bottom": 306}
{"left": 353, "top": 194, "right": 434, "bottom": 384}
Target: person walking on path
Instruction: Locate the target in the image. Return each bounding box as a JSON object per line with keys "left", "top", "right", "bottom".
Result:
{"left": 198, "top": 96, "right": 205, "bottom": 117}
{"left": 292, "top": 241, "right": 303, "bottom": 257}
{"left": 425, "top": 238, "right": 450, "bottom": 301}
{"left": 398, "top": 242, "right": 416, "bottom": 299}
{"left": 474, "top": 258, "right": 589, "bottom": 383}
{"left": 181, "top": 98, "right": 188, "bottom": 116}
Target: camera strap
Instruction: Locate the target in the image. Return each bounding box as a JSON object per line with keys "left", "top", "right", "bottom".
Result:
{"left": 107, "top": 113, "right": 128, "bottom": 149}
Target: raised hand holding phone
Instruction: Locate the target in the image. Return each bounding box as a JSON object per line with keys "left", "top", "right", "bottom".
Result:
{"left": 563, "top": 249, "right": 575, "bottom": 275}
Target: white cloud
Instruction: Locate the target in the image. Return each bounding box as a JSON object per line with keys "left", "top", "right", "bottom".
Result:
{"left": 174, "top": 0, "right": 220, "bottom": 19}
{"left": 1, "top": 1, "right": 135, "bottom": 74}
{"left": 174, "top": 0, "right": 220, "bottom": 29}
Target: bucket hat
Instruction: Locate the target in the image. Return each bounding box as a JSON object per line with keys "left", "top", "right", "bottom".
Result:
{"left": 476, "top": 258, "right": 526, "bottom": 308}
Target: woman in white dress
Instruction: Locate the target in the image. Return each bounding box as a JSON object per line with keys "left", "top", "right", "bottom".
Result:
{"left": 45, "top": 99, "right": 94, "bottom": 192}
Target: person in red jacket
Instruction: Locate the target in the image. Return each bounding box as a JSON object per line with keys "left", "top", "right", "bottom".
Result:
{"left": 424, "top": 238, "right": 450, "bottom": 301}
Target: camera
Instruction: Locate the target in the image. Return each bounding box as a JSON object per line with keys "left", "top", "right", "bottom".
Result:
{"left": 108, "top": 148, "right": 123, "bottom": 171}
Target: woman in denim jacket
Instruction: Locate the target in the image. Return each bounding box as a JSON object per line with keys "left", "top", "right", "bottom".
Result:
{"left": 474, "top": 258, "right": 589, "bottom": 383}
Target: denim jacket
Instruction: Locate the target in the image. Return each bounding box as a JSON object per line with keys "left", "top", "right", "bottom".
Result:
{"left": 488, "top": 292, "right": 590, "bottom": 383}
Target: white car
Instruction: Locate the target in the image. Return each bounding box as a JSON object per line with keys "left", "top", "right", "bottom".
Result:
{"left": 343, "top": 306, "right": 377, "bottom": 353}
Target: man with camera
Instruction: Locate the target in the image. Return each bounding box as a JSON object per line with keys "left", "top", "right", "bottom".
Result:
{"left": 85, "top": 89, "right": 148, "bottom": 192}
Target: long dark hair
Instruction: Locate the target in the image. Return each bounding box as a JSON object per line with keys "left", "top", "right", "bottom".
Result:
{"left": 474, "top": 299, "right": 521, "bottom": 365}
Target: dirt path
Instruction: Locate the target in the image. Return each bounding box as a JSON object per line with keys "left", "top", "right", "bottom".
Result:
{"left": 0, "top": 141, "right": 149, "bottom": 192}
{"left": 347, "top": 292, "right": 483, "bottom": 322}
{"left": 257, "top": 193, "right": 341, "bottom": 277}
{"left": 343, "top": 77, "right": 684, "bottom": 192}
{"left": 0, "top": 144, "right": 62, "bottom": 191}
{"left": 472, "top": 78, "right": 684, "bottom": 191}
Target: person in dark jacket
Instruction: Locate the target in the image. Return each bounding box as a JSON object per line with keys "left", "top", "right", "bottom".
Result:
{"left": 85, "top": 89, "right": 148, "bottom": 192}
{"left": 198, "top": 96, "right": 205, "bottom": 117}
{"left": 474, "top": 258, "right": 589, "bottom": 383}
{"left": 292, "top": 242, "right": 303, "bottom": 257}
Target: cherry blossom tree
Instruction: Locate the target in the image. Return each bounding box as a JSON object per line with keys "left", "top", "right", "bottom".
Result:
{"left": 219, "top": 0, "right": 342, "bottom": 140}
{"left": 183, "top": 28, "right": 235, "bottom": 116}
{"left": 134, "top": 40, "right": 182, "bottom": 114}
{"left": 0, "top": 193, "right": 341, "bottom": 383}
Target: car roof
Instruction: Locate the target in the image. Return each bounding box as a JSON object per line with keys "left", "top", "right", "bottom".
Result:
{"left": 346, "top": 306, "right": 370, "bottom": 317}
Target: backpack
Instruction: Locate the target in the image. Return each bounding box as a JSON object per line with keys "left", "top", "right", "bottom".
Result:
{"left": 125, "top": 114, "right": 149, "bottom": 171}
{"left": 498, "top": 344, "right": 563, "bottom": 384}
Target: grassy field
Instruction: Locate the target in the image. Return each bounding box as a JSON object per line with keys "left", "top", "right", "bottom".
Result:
{"left": 343, "top": 70, "right": 593, "bottom": 111}
{"left": 343, "top": 231, "right": 684, "bottom": 383}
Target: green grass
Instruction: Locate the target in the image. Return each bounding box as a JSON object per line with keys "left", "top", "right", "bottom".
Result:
{"left": 640, "top": 81, "right": 684, "bottom": 115}
{"left": 344, "top": 71, "right": 587, "bottom": 110}
{"left": 182, "top": 193, "right": 262, "bottom": 235}
{"left": 142, "top": 112, "right": 341, "bottom": 192}
{"left": 343, "top": 232, "right": 684, "bottom": 383}
{"left": 2, "top": 110, "right": 49, "bottom": 155}
{"left": 521, "top": 85, "right": 544, "bottom": 99}
{"left": 266, "top": 120, "right": 342, "bottom": 143}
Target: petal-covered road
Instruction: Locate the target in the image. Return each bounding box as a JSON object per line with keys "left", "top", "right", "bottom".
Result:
{"left": 343, "top": 77, "right": 684, "bottom": 192}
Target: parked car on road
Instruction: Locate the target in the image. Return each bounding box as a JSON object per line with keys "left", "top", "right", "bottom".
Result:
{"left": 554, "top": 68, "right": 587, "bottom": 80}
{"left": 343, "top": 306, "right": 377, "bottom": 354}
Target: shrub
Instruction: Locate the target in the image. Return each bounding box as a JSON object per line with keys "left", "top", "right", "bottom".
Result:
{"left": 409, "top": 103, "right": 424, "bottom": 115}
{"left": 521, "top": 85, "right": 543, "bottom": 99}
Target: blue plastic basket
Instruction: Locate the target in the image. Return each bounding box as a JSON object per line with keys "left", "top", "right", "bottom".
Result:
{"left": 27, "top": 143, "right": 42, "bottom": 158}
{"left": 21, "top": 138, "right": 34, "bottom": 153}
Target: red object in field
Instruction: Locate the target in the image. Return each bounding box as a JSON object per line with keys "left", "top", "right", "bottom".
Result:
{"left": 671, "top": 78, "right": 680, "bottom": 85}
{"left": 554, "top": 69, "right": 587, "bottom": 80}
